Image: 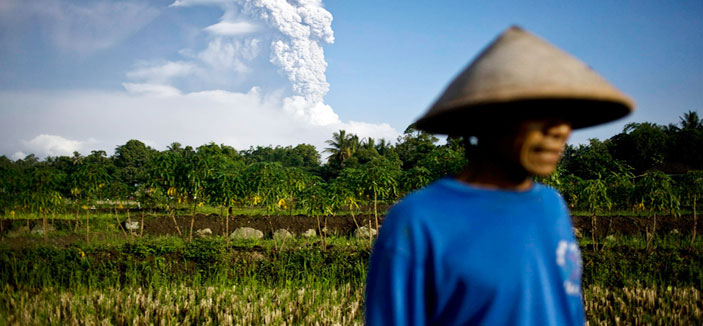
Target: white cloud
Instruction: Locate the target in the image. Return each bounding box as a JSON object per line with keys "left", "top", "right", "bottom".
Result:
{"left": 126, "top": 61, "right": 196, "bottom": 83}
{"left": 340, "top": 121, "right": 399, "bottom": 142}
{"left": 0, "top": 1, "right": 402, "bottom": 159}
{"left": 170, "top": 0, "right": 230, "bottom": 7}
{"left": 11, "top": 152, "right": 27, "bottom": 161}
{"left": 283, "top": 96, "right": 339, "bottom": 126}
{"left": 122, "top": 83, "right": 182, "bottom": 97}
{"left": 22, "top": 134, "right": 85, "bottom": 158}
{"left": 0, "top": 89, "right": 399, "bottom": 158}
{"left": 205, "top": 21, "right": 260, "bottom": 36}
{"left": 127, "top": 37, "right": 261, "bottom": 89}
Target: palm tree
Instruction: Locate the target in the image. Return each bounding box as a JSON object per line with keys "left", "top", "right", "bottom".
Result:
{"left": 324, "top": 130, "right": 358, "bottom": 168}
{"left": 363, "top": 137, "right": 376, "bottom": 151}
{"left": 375, "top": 139, "right": 392, "bottom": 156}
{"left": 680, "top": 111, "right": 702, "bottom": 130}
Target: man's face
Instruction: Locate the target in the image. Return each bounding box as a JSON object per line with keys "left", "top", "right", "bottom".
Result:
{"left": 511, "top": 119, "right": 572, "bottom": 177}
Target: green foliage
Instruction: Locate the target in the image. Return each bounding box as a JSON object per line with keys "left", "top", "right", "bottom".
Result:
{"left": 244, "top": 162, "right": 287, "bottom": 214}
{"left": 324, "top": 130, "right": 359, "bottom": 174}
{"left": 636, "top": 171, "right": 680, "bottom": 216}
{"left": 580, "top": 177, "right": 612, "bottom": 215}
{"left": 1, "top": 113, "right": 701, "bottom": 218}
{"left": 610, "top": 122, "right": 668, "bottom": 174}
{"left": 680, "top": 170, "right": 703, "bottom": 206}
{"left": 114, "top": 139, "right": 157, "bottom": 193}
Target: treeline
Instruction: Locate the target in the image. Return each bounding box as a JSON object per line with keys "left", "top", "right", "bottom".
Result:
{"left": 0, "top": 111, "right": 702, "bottom": 220}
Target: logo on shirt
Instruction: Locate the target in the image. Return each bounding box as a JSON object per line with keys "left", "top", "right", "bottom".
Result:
{"left": 556, "top": 240, "right": 582, "bottom": 296}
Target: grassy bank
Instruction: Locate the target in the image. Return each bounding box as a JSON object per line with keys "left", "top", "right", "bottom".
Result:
{"left": 1, "top": 234, "right": 701, "bottom": 325}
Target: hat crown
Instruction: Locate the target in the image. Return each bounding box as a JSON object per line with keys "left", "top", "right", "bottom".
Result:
{"left": 416, "top": 26, "right": 634, "bottom": 134}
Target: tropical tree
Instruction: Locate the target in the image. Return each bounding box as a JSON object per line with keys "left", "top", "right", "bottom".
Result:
{"left": 114, "top": 139, "right": 157, "bottom": 196}
{"left": 636, "top": 171, "right": 680, "bottom": 250}
{"left": 299, "top": 180, "right": 331, "bottom": 217}
{"left": 610, "top": 122, "right": 667, "bottom": 174}
{"left": 244, "top": 162, "right": 287, "bottom": 216}
{"left": 666, "top": 111, "right": 703, "bottom": 171}
{"left": 208, "top": 166, "right": 244, "bottom": 244}
{"left": 0, "top": 156, "right": 22, "bottom": 218}
{"left": 556, "top": 174, "right": 583, "bottom": 210}
{"left": 358, "top": 157, "right": 401, "bottom": 232}
{"left": 299, "top": 180, "right": 337, "bottom": 249}
{"left": 418, "top": 146, "right": 466, "bottom": 181}
{"left": 134, "top": 183, "right": 164, "bottom": 237}
{"left": 324, "top": 130, "right": 359, "bottom": 174}
{"left": 395, "top": 125, "right": 438, "bottom": 170}
{"left": 399, "top": 166, "right": 432, "bottom": 195}
{"left": 73, "top": 151, "right": 111, "bottom": 243}
{"left": 149, "top": 149, "right": 183, "bottom": 236}
{"left": 27, "top": 164, "right": 65, "bottom": 240}
{"left": 562, "top": 139, "right": 623, "bottom": 180}
{"left": 282, "top": 167, "right": 316, "bottom": 216}
{"left": 605, "top": 168, "right": 636, "bottom": 212}
{"left": 180, "top": 147, "right": 213, "bottom": 241}
{"left": 681, "top": 170, "right": 703, "bottom": 246}
{"left": 579, "top": 176, "right": 612, "bottom": 251}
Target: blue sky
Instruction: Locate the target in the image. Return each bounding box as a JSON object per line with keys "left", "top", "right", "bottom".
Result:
{"left": 1, "top": 0, "right": 701, "bottom": 159}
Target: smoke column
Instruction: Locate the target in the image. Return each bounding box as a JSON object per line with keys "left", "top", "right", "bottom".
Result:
{"left": 172, "top": 0, "right": 337, "bottom": 124}
{"left": 241, "top": 0, "right": 333, "bottom": 103}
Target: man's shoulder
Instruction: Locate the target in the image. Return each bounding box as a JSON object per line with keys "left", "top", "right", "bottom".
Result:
{"left": 393, "top": 179, "right": 454, "bottom": 209}
{"left": 534, "top": 183, "right": 568, "bottom": 205}
{"left": 386, "top": 178, "right": 468, "bottom": 225}
{"left": 395, "top": 180, "right": 565, "bottom": 211}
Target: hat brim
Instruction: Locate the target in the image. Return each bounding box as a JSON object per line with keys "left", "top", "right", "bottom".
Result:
{"left": 414, "top": 98, "right": 631, "bottom": 136}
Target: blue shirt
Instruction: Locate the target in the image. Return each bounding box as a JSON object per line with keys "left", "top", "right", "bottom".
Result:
{"left": 366, "top": 178, "right": 584, "bottom": 326}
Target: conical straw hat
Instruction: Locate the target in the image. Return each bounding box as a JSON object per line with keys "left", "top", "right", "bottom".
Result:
{"left": 415, "top": 26, "right": 635, "bottom": 134}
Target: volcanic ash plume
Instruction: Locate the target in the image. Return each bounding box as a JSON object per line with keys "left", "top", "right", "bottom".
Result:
{"left": 171, "top": 0, "right": 338, "bottom": 125}
{"left": 240, "top": 0, "right": 334, "bottom": 113}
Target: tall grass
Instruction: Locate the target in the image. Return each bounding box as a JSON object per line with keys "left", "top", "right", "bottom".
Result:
{"left": 0, "top": 236, "right": 370, "bottom": 290}
{"left": 584, "top": 285, "right": 702, "bottom": 325}
{"left": 1, "top": 284, "right": 701, "bottom": 325}
{"left": 1, "top": 232, "right": 701, "bottom": 324}
{"left": 0, "top": 283, "right": 364, "bottom": 326}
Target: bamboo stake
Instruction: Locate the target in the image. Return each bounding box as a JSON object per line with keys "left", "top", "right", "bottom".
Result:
{"left": 42, "top": 211, "right": 47, "bottom": 242}
{"left": 115, "top": 208, "right": 127, "bottom": 237}
{"left": 225, "top": 208, "right": 230, "bottom": 247}
{"left": 86, "top": 210, "right": 90, "bottom": 244}
{"left": 691, "top": 198, "right": 697, "bottom": 248}
{"left": 374, "top": 191, "right": 379, "bottom": 232}
{"left": 591, "top": 215, "right": 597, "bottom": 251}
{"left": 368, "top": 216, "right": 373, "bottom": 249}
{"left": 171, "top": 210, "right": 182, "bottom": 236}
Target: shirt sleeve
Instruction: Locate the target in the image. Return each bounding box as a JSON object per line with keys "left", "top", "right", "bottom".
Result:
{"left": 365, "top": 205, "right": 429, "bottom": 326}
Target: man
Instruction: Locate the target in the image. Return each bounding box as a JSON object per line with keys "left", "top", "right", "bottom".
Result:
{"left": 365, "top": 26, "right": 634, "bottom": 325}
